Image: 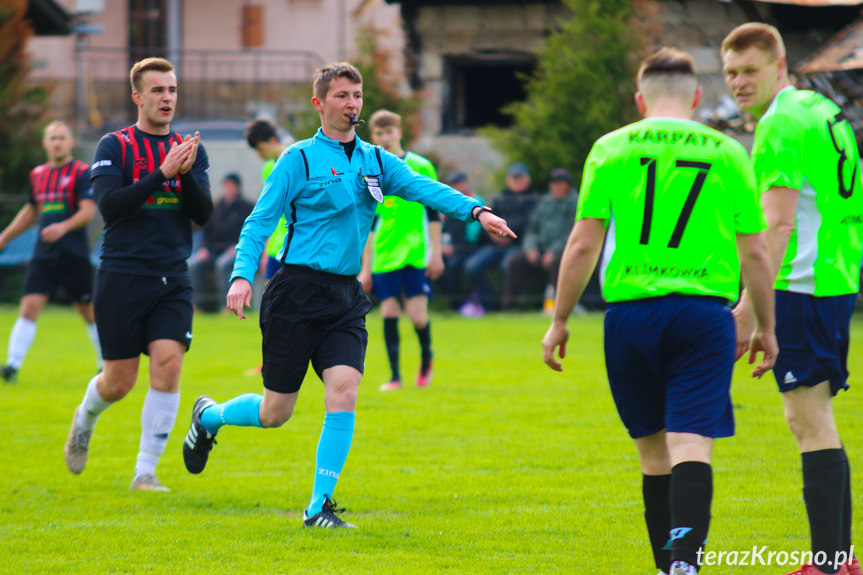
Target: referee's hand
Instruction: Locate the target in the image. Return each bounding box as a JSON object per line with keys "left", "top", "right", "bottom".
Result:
{"left": 227, "top": 278, "right": 253, "bottom": 319}
{"left": 477, "top": 211, "right": 516, "bottom": 240}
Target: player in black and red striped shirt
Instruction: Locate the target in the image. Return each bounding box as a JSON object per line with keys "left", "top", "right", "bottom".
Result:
{"left": 0, "top": 120, "right": 102, "bottom": 383}
{"left": 63, "top": 57, "right": 213, "bottom": 491}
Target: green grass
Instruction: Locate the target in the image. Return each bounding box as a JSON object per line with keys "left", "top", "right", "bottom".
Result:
{"left": 1, "top": 305, "right": 862, "bottom": 574}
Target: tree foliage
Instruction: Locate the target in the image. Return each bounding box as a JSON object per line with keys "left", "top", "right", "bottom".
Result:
{"left": 0, "top": 0, "right": 49, "bottom": 214}
{"left": 484, "top": 0, "right": 657, "bottom": 192}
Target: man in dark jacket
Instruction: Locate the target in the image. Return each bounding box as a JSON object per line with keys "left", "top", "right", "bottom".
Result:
{"left": 189, "top": 173, "right": 254, "bottom": 311}
{"left": 464, "top": 162, "right": 540, "bottom": 311}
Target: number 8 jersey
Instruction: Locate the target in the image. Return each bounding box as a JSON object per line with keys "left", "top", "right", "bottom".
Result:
{"left": 752, "top": 86, "right": 863, "bottom": 296}
{"left": 578, "top": 117, "right": 767, "bottom": 304}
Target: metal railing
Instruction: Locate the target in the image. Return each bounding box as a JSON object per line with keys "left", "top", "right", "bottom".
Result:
{"left": 69, "top": 47, "right": 325, "bottom": 136}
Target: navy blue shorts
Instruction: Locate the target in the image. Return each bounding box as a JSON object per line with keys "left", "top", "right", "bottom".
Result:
{"left": 773, "top": 290, "right": 856, "bottom": 396}
{"left": 265, "top": 256, "right": 280, "bottom": 280}
{"left": 24, "top": 255, "right": 94, "bottom": 303}
{"left": 372, "top": 266, "right": 431, "bottom": 301}
{"left": 94, "top": 269, "right": 194, "bottom": 360}
{"left": 260, "top": 264, "right": 372, "bottom": 394}
{"left": 604, "top": 295, "right": 736, "bottom": 439}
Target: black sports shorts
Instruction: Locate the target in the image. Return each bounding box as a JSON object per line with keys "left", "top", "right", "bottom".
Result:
{"left": 23, "top": 255, "right": 94, "bottom": 303}
{"left": 260, "top": 264, "right": 372, "bottom": 394}
{"left": 94, "top": 269, "right": 194, "bottom": 360}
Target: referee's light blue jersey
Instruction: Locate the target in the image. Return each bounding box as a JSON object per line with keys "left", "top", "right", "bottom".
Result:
{"left": 231, "top": 129, "right": 481, "bottom": 282}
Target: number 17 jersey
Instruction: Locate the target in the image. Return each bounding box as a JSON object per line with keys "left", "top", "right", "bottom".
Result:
{"left": 577, "top": 117, "right": 767, "bottom": 304}
{"left": 752, "top": 87, "right": 863, "bottom": 296}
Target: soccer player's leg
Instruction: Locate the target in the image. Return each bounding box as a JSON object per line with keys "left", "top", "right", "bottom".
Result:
{"left": 4, "top": 260, "right": 54, "bottom": 382}
{"left": 373, "top": 269, "right": 403, "bottom": 391}
{"left": 402, "top": 266, "right": 433, "bottom": 387}
{"left": 605, "top": 299, "right": 671, "bottom": 574}
{"left": 62, "top": 254, "right": 102, "bottom": 371}
{"left": 66, "top": 270, "right": 146, "bottom": 475}
{"left": 131, "top": 275, "right": 194, "bottom": 491}
{"left": 774, "top": 292, "right": 857, "bottom": 575}
{"left": 663, "top": 297, "right": 735, "bottom": 575}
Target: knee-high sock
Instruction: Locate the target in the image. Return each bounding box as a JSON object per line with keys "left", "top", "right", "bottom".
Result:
{"left": 643, "top": 473, "right": 672, "bottom": 572}
{"left": 383, "top": 317, "right": 400, "bottom": 382}
{"left": 415, "top": 321, "right": 432, "bottom": 374}
{"left": 670, "top": 461, "right": 712, "bottom": 571}
{"left": 135, "top": 388, "right": 180, "bottom": 478}
{"left": 7, "top": 317, "right": 36, "bottom": 369}
{"left": 199, "top": 393, "right": 263, "bottom": 436}
{"left": 75, "top": 374, "right": 113, "bottom": 430}
{"left": 85, "top": 323, "right": 103, "bottom": 370}
{"left": 803, "top": 448, "right": 848, "bottom": 574}
{"left": 307, "top": 412, "right": 355, "bottom": 516}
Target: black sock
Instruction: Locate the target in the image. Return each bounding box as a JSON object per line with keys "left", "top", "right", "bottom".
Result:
{"left": 670, "top": 461, "right": 712, "bottom": 570}
{"left": 843, "top": 453, "right": 853, "bottom": 556}
{"left": 383, "top": 317, "right": 400, "bottom": 381}
{"left": 415, "top": 322, "right": 432, "bottom": 374}
{"left": 802, "top": 448, "right": 848, "bottom": 574}
{"left": 643, "top": 473, "right": 672, "bottom": 573}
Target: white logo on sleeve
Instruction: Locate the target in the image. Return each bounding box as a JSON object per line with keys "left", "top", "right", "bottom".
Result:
{"left": 92, "top": 159, "right": 113, "bottom": 169}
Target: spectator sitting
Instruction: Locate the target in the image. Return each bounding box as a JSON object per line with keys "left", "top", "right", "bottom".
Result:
{"left": 189, "top": 173, "right": 254, "bottom": 311}
{"left": 437, "top": 171, "right": 485, "bottom": 315}
{"left": 464, "top": 162, "right": 540, "bottom": 312}
{"left": 504, "top": 168, "right": 579, "bottom": 311}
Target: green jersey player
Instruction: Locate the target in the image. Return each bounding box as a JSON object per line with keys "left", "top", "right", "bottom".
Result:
{"left": 542, "top": 48, "right": 777, "bottom": 575}
{"left": 360, "top": 110, "right": 443, "bottom": 391}
{"left": 723, "top": 23, "right": 863, "bottom": 575}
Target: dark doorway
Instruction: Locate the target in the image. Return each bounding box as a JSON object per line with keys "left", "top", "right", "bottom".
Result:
{"left": 443, "top": 58, "right": 535, "bottom": 133}
{"left": 129, "top": 0, "right": 167, "bottom": 61}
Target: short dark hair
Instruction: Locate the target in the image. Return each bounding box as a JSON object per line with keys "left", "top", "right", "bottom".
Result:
{"left": 245, "top": 118, "right": 278, "bottom": 149}
{"left": 369, "top": 110, "right": 401, "bottom": 130}
{"left": 313, "top": 62, "right": 363, "bottom": 101}
{"left": 637, "top": 47, "right": 696, "bottom": 85}
{"left": 722, "top": 23, "right": 785, "bottom": 61}
{"left": 130, "top": 57, "right": 174, "bottom": 93}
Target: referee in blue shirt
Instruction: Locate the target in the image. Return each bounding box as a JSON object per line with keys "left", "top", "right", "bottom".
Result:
{"left": 183, "top": 62, "right": 514, "bottom": 528}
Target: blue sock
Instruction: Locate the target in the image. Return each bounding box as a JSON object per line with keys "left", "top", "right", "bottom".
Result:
{"left": 200, "top": 393, "right": 263, "bottom": 435}
{"left": 306, "top": 412, "right": 355, "bottom": 516}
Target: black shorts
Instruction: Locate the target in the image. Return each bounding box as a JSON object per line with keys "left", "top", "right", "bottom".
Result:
{"left": 94, "top": 269, "right": 194, "bottom": 360}
{"left": 23, "top": 256, "right": 94, "bottom": 303}
{"left": 260, "top": 264, "right": 372, "bottom": 394}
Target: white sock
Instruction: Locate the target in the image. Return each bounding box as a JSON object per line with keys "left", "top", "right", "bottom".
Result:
{"left": 7, "top": 317, "right": 36, "bottom": 369}
{"left": 135, "top": 388, "right": 180, "bottom": 478}
{"left": 76, "top": 374, "right": 113, "bottom": 430}
{"left": 85, "top": 322, "right": 103, "bottom": 370}
{"left": 669, "top": 561, "right": 697, "bottom": 575}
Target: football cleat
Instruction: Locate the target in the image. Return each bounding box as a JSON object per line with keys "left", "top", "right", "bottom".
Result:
{"left": 379, "top": 379, "right": 403, "bottom": 392}
{"left": 1, "top": 364, "right": 17, "bottom": 383}
{"left": 130, "top": 474, "right": 170, "bottom": 492}
{"left": 416, "top": 361, "right": 433, "bottom": 388}
{"left": 183, "top": 396, "right": 218, "bottom": 474}
{"left": 303, "top": 496, "right": 357, "bottom": 528}
{"left": 64, "top": 406, "right": 92, "bottom": 475}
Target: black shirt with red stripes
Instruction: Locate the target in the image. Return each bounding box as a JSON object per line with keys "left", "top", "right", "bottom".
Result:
{"left": 29, "top": 159, "right": 93, "bottom": 261}
{"left": 90, "top": 125, "right": 212, "bottom": 276}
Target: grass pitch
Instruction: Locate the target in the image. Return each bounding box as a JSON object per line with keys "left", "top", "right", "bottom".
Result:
{"left": 1, "top": 305, "right": 862, "bottom": 574}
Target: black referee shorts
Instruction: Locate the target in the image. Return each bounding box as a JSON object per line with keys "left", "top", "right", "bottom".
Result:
{"left": 260, "top": 264, "right": 372, "bottom": 394}
{"left": 23, "top": 255, "right": 94, "bottom": 303}
{"left": 94, "top": 269, "right": 194, "bottom": 360}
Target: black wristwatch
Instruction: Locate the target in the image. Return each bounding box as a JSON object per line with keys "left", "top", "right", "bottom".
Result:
{"left": 472, "top": 206, "right": 492, "bottom": 221}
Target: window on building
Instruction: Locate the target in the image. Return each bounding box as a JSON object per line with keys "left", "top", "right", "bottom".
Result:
{"left": 129, "top": 0, "right": 167, "bottom": 60}
{"left": 442, "top": 57, "right": 535, "bottom": 133}
{"left": 242, "top": 4, "right": 264, "bottom": 48}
